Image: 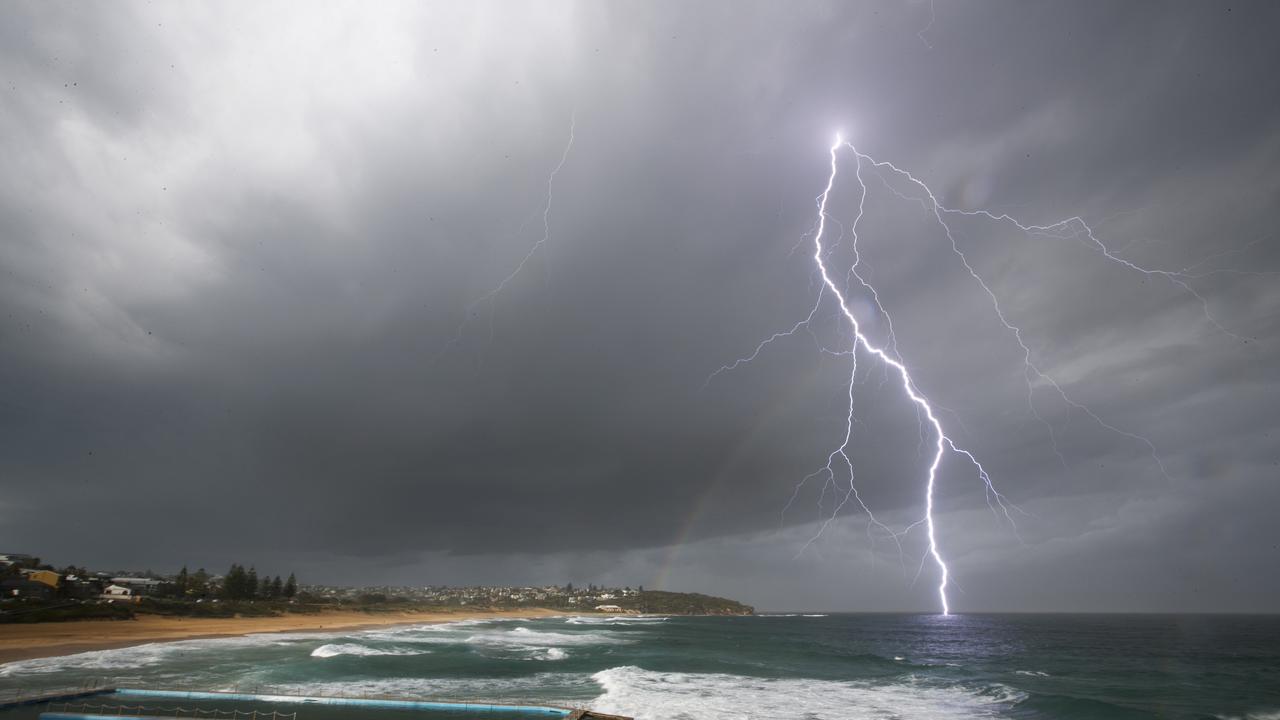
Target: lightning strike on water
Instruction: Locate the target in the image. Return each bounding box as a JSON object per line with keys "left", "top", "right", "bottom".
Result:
{"left": 797, "top": 136, "right": 968, "bottom": 615}
{"left": 708, "top": 134, "right": 1231, "bottom": 614}
{"left": 437, "top": 111, "right": 577, "bottom": 360}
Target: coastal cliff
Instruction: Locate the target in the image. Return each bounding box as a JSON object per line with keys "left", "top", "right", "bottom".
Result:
{"left": 608, "top": 590, "right": 753, "bottom": 616}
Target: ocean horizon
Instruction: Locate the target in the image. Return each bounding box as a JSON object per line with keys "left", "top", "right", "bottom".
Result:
{"left": 3, "top": 612, "right": 1278, "bottom": 719}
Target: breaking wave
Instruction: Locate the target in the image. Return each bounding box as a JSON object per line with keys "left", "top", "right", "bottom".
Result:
{"left": 465, "top": 626, "right": 625, "bottom": 648}
{"left": 0, "top": 633, "right": 315, "bottom": 677}
{"left": 267, "top": 672, "right": 596, "bottom": 702}
{"left": 530, "top": 648, "right": 569, "bottom": 661}
{"left": 589, "top": 666, "right": 1022, "bottom": 720}
{"left": 310, "top": 644, "right": 428, "bottom": 658}
{"left": 564, "top": 616, "right": 668, "bottom": 625}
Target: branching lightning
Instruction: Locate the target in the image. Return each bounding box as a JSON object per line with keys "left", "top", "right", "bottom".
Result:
{"left": 437, "top": 111, "right": 577, "bottom": 360}
{"left": 433, "top": 112, "right": 1252, "bottom": 615}
{"left": 708, "top": 134, "right": 1238, "bottom": 614}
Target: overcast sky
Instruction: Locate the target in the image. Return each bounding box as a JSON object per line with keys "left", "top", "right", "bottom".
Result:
{"left": 1, "top": 0, "right": 1277, "bottom": 613}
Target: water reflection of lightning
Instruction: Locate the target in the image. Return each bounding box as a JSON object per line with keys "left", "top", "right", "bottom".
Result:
{"left": 709, "top": 135, "right": 1197, "bottom": 614}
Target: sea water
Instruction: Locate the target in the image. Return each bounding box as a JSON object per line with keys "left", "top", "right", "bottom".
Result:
{"left": 2, "top": 613, "right": 1278, "bottom": 719}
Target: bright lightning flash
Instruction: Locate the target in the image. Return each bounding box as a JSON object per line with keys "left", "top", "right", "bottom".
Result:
{"left": 805, "top": 135, "right": 964, "bottom": 615}
{"left": 710, "top": 134, "right": 1218, "bottom": 615}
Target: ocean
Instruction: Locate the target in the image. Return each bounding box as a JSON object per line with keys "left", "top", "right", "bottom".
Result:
{"left": 2, "top": 613, "right": 1278, "bottom": 719}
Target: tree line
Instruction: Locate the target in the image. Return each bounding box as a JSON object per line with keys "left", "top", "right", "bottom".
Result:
{"left": 172, "top": 565, "right": 297, "bottom": 600}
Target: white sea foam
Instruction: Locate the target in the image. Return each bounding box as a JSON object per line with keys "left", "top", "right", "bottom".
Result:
{"left": 757, "top": 614, "right": 799, "bottom": 617}
{"left": 590, "top": 666, "right": 1021, "bottom": 720}
{"left": 0, "top": 618, "right": 581, "bottom": 680}
{"left": 565, "top": 616, "right": 668, "bottom": 625}
{"left": 310, "top": 643, "right": 428, "bottom": 658}
{"left": 267, "top": 672, "right": 595, "bottom": 702}
{"left": 465, "top": 626, "right": 626, "bottom": 648}
{"left": 1215, "top": 712, "right": 1280, "bottom": 720}
{"left": 0, "top": 644, "right": 169, "bottom": 676}
{"left": 530, "top": 648, "right": 569, "bottom": 661}
{"left": 802, "top": 614, "right": 829, "bottom": 617}
{"left": 360, "top": 618, "right": 506, "bottom": 637}
{"left": 361, "top": 619, "right": 496, "bottom": 637}
{"left": 360, "top": 618, "right": 534, "bottom": 644}
{"left": 1013, "top": 670, "right": 1050, "bottom": 677}
{"left": 314, "top": 620, "right": 626, "bottom": 660}
{"left": 0, "top": 632, "right": 312, "bottom": 677}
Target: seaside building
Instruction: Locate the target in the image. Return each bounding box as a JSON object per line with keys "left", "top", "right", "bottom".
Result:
{"left": 101, "top": 584, "right": 137, "bottom": 602}
{"left": 0, "top": 577, "right": 54, "bottom": 600}
{"left": 594, "top": 604, "right": 623, "bottom": 612}
{"left": 110, "top": 577, "right": 165, "bottom": 595}
{"left": 20, "top": 568, "right": 62, "bottom": 589}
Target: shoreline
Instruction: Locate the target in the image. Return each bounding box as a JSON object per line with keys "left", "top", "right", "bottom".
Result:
{"left": 0, "top": 608, "right": 563, "bottom": 665}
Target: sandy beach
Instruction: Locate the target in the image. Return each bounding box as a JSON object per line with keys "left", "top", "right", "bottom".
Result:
{"left": 0, "top": 608, "right": 562, "bottom": 665}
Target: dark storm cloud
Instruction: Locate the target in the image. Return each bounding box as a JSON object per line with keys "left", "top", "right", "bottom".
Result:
{"left": 1, "top": 0, "right": 1277, "bottom": 611}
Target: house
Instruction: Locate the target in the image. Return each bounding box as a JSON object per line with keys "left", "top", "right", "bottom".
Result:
{"left": 101, "top": 584, "right": 137, "bottom": 602}
{"left": 594, "top": 604, "right": 623, "bottom": 613}
{"left": 0, "top": 577, "right": 54, "bottom": 600}
{"left": 21, "top": 569, "right": 61, "bottom": 589}
{"left": 110, "top": 577, "right": 164, "bottom": 595}
{"left": 62, "top": 577, "right": 100, "bottom": 600}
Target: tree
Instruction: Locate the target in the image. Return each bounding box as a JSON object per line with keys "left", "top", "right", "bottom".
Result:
{"left": 284, "top": 573, "right": 297, "bottom": 598}
{"left": 222, "top": 564, "right": 237, "bottom": 599}
{"left": 224, "top": 564, "right": 251, "bottom": 600}
{"left": 176, "top": 566, "right": 190, "bottom": 596}
{"left": 191, "top": 568, "right": 210, "bottom": 597}
{"left": 270, "top": 576, "right": 283, "bottom": 598}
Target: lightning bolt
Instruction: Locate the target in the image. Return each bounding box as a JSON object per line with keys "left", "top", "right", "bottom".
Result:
{"left": 723, "top": 137, "right": 981, "bottom": 614}
{"left": 709, "top": 134, "right": 1242, "bottom": 614}
{"left": 437, "top": 111, "right": 577, "bottom": 360}
{"left": 918, "top": 0, "right": 937, "bottom": 49}
{"left": 797, "top": 136, "right": 978, "bottom": 615}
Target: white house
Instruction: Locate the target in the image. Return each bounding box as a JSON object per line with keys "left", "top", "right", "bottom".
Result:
{"left": 110, "top": 577, "right": 164, "bottom": 595}
{"left": 594, "top": 604, "right": 623, "bottom": 612}
{"left": 101, "top": 584, "right": 135, "bottom": 601}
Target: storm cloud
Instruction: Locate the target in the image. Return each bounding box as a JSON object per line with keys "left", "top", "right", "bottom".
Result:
{"left": 1, "top": 0, "right": 1277, "bottom": 612}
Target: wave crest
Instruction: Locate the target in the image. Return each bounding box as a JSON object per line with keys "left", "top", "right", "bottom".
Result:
{"left": 310, "top": 644, "right": 428, "bottom": 658}
{"left": 590, "top": 666, "right": 1022, "bottom": 720}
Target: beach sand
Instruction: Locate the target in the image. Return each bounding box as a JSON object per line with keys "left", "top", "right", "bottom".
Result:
{"left": 0, "top": 608, "right": 562, "bottom": 665}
